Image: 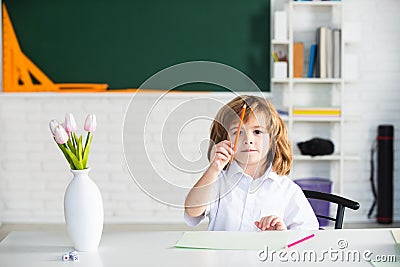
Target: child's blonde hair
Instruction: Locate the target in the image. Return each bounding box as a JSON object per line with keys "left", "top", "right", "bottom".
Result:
{"left": 207, "top": 95, "right": 292, "bottom": 175}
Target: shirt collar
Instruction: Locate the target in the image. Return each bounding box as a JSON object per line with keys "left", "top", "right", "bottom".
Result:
{"left": 226, "top": 160, "right": 282, "bottom": 186}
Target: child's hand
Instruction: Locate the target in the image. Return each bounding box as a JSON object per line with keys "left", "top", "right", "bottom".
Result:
{"left": 254, "top": 215, "right": 287, "bottom": 231}
{"left": 209, "top": 140, "right": 234, "bottom": 172}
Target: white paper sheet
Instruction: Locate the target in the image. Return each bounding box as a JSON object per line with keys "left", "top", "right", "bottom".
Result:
{"left": 175, "top": 231, "right": 288, "bottom": 250}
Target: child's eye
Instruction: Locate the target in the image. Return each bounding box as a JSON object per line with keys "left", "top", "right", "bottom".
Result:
{"left": 233, "top": 130, "right": 244, "bottom": 135}
{"left": 254, "top": 130, "right": 263, "bottom": 135}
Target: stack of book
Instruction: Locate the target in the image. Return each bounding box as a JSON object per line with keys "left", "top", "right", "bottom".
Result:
{"left": 307, "top": 27, "right": 341, "bottom": 78}
{"left": 292, "top": 107, "right": 340, "bottom": 119}
{"left": 293, "top": 27, "right": 341, "bottom": 79}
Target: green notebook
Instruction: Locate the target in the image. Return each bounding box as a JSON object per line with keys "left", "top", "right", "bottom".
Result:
{"left": 175, "top": 231, "right": 288, "bottom": 250}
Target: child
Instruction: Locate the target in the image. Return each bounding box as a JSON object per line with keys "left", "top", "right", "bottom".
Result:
{"left": 184, "top": 95, "right": 318, "bottom": 231}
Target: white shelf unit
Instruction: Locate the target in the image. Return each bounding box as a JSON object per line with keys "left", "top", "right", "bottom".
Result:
{"left": 271, "top": 0, "right": 357, "bottom": 195}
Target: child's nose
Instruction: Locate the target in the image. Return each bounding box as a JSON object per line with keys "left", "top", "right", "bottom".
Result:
{"left": 243, "top": 133, "right": 254, "bottom": 144}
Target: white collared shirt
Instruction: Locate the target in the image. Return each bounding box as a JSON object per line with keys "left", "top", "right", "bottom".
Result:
{"left": 184, "top": 160, "right": 319, "bottom": 231}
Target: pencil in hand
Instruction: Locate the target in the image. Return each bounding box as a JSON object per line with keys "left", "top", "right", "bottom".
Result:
{"left": 230, "top": 103, "right": 247, "bottom": 164}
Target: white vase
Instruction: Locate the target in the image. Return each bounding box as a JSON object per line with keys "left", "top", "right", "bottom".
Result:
{"left": 64, "top": 168, "right": 104, "bottom": 251}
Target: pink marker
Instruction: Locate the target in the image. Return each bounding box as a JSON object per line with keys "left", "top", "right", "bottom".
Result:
{"left": 285, "top": 233, "right": 315, "bottom": 249}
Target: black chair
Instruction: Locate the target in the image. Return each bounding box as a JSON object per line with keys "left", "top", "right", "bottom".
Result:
{"left": 303, "top": 190, "right": 360, "bottom": 229}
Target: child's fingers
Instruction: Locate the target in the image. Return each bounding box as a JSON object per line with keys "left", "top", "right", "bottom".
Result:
{"left": 269, "top": 216, "right": 287, "bottom": 230}
{"left": 259, "top": 216, "right": 270, "bottom": 230}
{"left": 265, "top": 215, "right": 281, "bottom": 230}
{"left": 274, "top": 218, "right": 287, "bottom": 230}
{"left": 210, "top": 141, "right": 232, "bottom": 162}
{"left": 263, "top": 216, "right": 275, "bottom": 230}
{"left": 254, "top": 221, "right": 264, "bottom": 231}
{"left": 216, "top": 140, "right": 233, "bottom": 150}
{"left": 255, "top": 220, "right": 265, "bottom": 231}
{"left": 257, "top": 215, "right": 285, "bottom": 231}
{"left": 270, "top": 217, "right": 281, "bottom": 227}
{"left": 218, "top": 141, "right": 234, "bottom": 153}
{"left": 215, "top": 152, "right": 229, "bottom": 162}
{"left": 216, "top": 145, "right": 233, "bottom": 158}
{"left": 221, "top": 140, "right": 233, "bottom": 148}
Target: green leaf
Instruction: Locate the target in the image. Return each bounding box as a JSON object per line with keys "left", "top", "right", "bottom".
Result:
{"left": 57, "top": 140, "right": 73, "bottom": 169}
{"left": 71, "top": 133, "right": 77, "bottom": 150}
{"left": 58, "top": 143, "right": 82, "bottom": 169}
{"left": 67, "top": 138, "right": 76, "bottom": 155}
{"left": 73, "top": 132, "right": 79, "bottom": 150}
{"left": 62, "top": 144, "right": 83, "bottom": 170}
{"left": 82, "top": 134, "right": 93, "bottom": 169}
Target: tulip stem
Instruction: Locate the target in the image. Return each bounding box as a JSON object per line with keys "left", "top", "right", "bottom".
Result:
{"left": 82, "top": 134, "right": 93, "bottom": 169}
{"left": 72, "top": 132, "right": 79, "bottom": 151}
{"left": 71, "top": 132, "right": 76, "bottom": 150}
{"left": 84, "top": 132, "right": 90, "bottom": 150}
{"left": 62, "top": 143, "right": 83, "bottom": 170}
{"left": 77, "top": 135, "right": 83, "bottom": 162}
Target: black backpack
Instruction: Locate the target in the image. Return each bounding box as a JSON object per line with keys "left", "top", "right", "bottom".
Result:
{"left": 297, "top": 137, "right": 334, "bottom": 157}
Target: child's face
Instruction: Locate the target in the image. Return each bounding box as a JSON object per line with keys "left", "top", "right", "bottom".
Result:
{"left": 228, "top": 112, "right": 270, "bottom": 169}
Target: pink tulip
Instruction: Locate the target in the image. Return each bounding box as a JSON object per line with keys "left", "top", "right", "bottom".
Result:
{"left": 84, "top": 114, "right": 97, "bottom": 132}
{"left": 49, "top": 120, "right": 59, "bottom": 136}
{"left": 54, "top": 125, "right": 69, "bottom": 144}
{"left": 64, "top": 113, "right": 77, "bottom": 133}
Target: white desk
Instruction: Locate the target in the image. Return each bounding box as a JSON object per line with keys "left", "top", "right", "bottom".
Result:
{"left": 0, "top": 229, "right": 398, "bottom": 267}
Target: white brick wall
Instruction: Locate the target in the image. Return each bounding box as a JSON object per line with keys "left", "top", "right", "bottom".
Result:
{"left": 0, "top": 93, "right": 242, "bottom": 223}
{"left": 0, "top": 0, "right": 399, "bottom": 224}
{"left": 340, "top": 0, "right": 400, "bottom": 222}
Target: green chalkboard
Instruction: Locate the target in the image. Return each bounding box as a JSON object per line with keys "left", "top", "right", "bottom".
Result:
{"left": 4, "top": 0, "right": 270, "bottom": 91}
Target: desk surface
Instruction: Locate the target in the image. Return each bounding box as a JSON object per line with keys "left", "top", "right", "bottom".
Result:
{"left": 0, "top": 229, "right": 398, "bottom": 267}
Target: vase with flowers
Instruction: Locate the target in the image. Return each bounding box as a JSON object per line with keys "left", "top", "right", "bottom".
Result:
{"left": 49, "top": 113, "right": 103, "bottom": 252}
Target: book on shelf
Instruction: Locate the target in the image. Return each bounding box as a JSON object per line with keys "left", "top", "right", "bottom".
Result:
{"left": 277, "top": 109, "right": 289, "bottom": 116}
{"left": 316, "top": 26, "right": 341, "bottom": 79}
{"left": 316, "top": 27, "right": 327, "bottom": 78}
{"left": 326, "top": 27, "right": 333, "bottom": 78}
{"left": 307, "top": 44, "right": 317, "bottom": 78}
{"left": 293, "top": 107, "right": 341, "bottom": 117}
{"left": 293, "top": 42, "right": 304, "bottom": 78}
{"left": 333, "top": 29, "right": 341, "bottom": 78}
